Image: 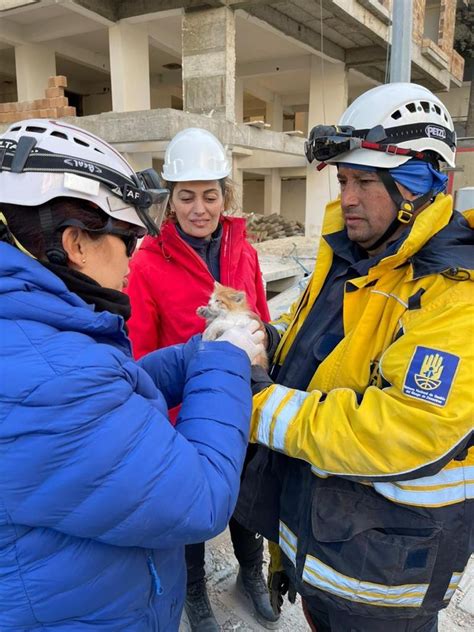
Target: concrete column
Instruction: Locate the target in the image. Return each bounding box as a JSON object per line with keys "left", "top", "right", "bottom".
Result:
{"left": 109, "top": 22, "right": 150, "bottom": 112}
{"left": 266, "top": 96, "right": 283, "bottom": 132}
{"left": 182, "top": 7, "right": 235, "bottom": 120}
{"left": 15, "top": 44, "right": 56, "bottom": 101}
{"left": 231, "top": 152, "right": 244, "bottom": 212}
{"left": 295, "top": 111, "right": 308, "bottom": 135}
{"left": 124, "top": 152, "right": 153, "bottom": 172}
{"left": 235, "top": 78, "right": 244, "bottom": 124}
{"left": 264, "top": 169, "right": 281, "bottom": 216}
{"left": 305, "top": 57, "right": 347, "bottom": 238}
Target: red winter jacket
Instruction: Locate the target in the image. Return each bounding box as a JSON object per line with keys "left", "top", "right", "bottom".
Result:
{"left": 126, "top": 216, "right": 270, "bottom": 360}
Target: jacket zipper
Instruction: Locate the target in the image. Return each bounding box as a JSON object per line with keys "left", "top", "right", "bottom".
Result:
{"left": 147, "top": 551, "right": 162, "bottom": 631}
{"left": 147, "top": 553, "right": 163, "bottom": 596}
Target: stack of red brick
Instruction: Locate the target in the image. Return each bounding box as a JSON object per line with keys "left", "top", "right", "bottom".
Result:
{"left": 0, "top": 76, "right": 76, "bottom": 124}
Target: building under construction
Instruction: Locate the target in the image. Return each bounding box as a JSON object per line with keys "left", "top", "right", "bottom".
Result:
{"left": 0, "top": 0, "right": 469, "bottom": 237}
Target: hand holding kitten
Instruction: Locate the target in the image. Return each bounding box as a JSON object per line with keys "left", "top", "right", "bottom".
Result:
{"left": 197, "top": 282, "right": 268, "bottom": 368}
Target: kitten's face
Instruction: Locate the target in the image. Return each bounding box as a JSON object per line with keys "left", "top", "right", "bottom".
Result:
{"left": 197, "top": 282, "right": 249, "bottom": 320}
{"left": 204, "top": 283, "right": 249, "bottom": 318}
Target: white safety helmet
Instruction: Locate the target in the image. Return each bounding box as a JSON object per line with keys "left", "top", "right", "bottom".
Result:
{"left": 305, "top": 83, "right": 456, "bottom": 170}
{"left": 162, "top": 128, "right": 231, "bottom": 182}
{"left": 0, "top": 119, "right": 169, "bottom": 235}
{"left": 305, "top": 83, "right": 457, "bottom": 251}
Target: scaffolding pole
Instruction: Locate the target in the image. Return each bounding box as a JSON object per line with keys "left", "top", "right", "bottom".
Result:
{"left": 390, "top": 0, "right": 413, "bottom": 83}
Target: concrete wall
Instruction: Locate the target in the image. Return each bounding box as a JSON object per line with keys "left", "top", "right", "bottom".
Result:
{"left": 82, "top": 92, "right": 112, "bottom": 116}
{"left": 243, "top": 179, "right": 264, "bottom": 214}
{"left": 281, "top": 179, "right": 306, "bottom": 224}
{"left": 436, "top": 83, "right": 470, "bottom": 122}
{"left": 452, "top": 151, "right": 474, "bottom": 191}
{"left": 243, "top": 178, "right": 306, "bottom": 223}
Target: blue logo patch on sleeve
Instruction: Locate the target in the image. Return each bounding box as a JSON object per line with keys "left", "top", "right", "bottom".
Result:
{"left": 403, "top": 346, "right": 460, "bottom": 407}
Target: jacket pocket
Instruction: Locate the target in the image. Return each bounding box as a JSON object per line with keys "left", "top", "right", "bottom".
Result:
{"left": 302, "top": 479, "right": 442, "bottom": 616}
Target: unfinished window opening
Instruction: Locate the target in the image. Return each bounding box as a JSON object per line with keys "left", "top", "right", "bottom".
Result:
{"left": 423, "top": 0, "right": 441, "bottom": 45}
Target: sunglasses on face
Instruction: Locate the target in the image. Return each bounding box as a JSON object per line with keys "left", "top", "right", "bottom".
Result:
{"left": 105, "top": 226, "right": 142, "bottom": 257}
{"left": 57, "top": 217, "right": 145, "bottom": 258}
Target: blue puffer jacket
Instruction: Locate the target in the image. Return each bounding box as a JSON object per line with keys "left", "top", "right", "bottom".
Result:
{"left": 0, "top": 242, "right": 252, "bottom": 631}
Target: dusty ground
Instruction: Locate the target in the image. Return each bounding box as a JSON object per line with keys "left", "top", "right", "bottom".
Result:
{"left": 180, "top": 530, "right": 474, "bottom": 631}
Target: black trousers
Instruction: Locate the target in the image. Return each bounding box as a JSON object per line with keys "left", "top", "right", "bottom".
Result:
{"left": 304, "top": 599, "right": 439, "bottom": 632}
{"left": 186, "top": 515, "right": 264, "bottom": 586}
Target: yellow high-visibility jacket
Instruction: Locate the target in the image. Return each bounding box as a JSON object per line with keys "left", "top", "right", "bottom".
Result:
{"left": 249, "top": 194, "right": 473, "bottom": 618}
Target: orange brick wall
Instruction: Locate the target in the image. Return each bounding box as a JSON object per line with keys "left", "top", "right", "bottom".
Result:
{"left": 412, "top": 0, "right": 464, "bottom": 81}
{"left": 438, "top": 0, "right": 456, "bottom": 57}
{"left": 450, "top": 50, "right": 465, "bottom": 83}
{"left": 0, "top": 75, "right": 76, "bottom": 124}
{"left": 412, "top": 0, "right": 427, "bottom": 46}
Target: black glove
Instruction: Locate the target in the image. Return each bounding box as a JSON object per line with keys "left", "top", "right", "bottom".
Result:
{"left": 264, "top": 322, "right": 281, "bottom": 359}
{"left": 268, "top": 568, "right": 297, "bottom": 615}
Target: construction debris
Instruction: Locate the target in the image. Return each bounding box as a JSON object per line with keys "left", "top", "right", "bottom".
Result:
{"left": 244, "top": 212, "right": 304, "bottom": 243}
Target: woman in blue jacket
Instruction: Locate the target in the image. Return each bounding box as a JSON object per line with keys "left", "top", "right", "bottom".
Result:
{"left": 0, "top": 119, "right": 264, "bottom": 631}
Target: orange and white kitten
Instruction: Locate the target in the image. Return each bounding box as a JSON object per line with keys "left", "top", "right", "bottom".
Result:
{"left": 197, "top": 282, "right": 268, "bottom": 369}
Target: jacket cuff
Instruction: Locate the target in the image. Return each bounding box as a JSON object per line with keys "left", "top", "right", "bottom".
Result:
{"left": 251, "top": 365, "right": 274, "bottom": 395}
{"left": 265, "top": 323, "right": 281, "bottom": 361}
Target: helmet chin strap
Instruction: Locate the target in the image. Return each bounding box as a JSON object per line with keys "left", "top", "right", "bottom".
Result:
{"left": 363, "top": 169, "right": 433, "bottom": 252}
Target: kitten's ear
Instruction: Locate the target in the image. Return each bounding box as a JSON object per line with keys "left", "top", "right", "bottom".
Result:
{"left": 231, "top": 290, "right": 246, "bottom": 303}
{"left": 214, "top": 281, "right": 222, "bottom": 289}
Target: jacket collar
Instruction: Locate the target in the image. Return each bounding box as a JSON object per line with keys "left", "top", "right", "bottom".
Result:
{"left": 323, "top": 194, "right": 471, "bottom": 283}
{"left": 410, "top": 210, "right": 474, "bottom": 279}
{"left": 0, "top": 242, "right": 131, "bottom": 352}
{"left": 176, "top": 222, "right": 223, "bottom": 255}
{"left": 139, "top": 215, "right": 246, "bottom": 259}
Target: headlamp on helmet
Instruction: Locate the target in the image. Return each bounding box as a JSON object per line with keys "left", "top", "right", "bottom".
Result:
{"left": 305, "top": 125, "right": 358, "bottom": 163}
{"left": 304, "top": 123, "right": 440, "bottom": 171}
{"left": 124, "top": 168, "right": 170, "bottom": 236}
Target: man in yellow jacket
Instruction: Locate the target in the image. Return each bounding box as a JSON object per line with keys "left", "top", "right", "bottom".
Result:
{"left": 235, "top": 83, "right": 473, "bottom": 632}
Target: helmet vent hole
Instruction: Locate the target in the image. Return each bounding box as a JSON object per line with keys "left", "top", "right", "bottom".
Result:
{"left": 406, "top": 103, "right": 417, "bottom": 113}
{"left": 73, "top": 137, "right": 89, "bottom": 147}
{"left": 420, "top": 101, "right": 430, "bottom": 113}
{"left": 51, "top": 131, "right": 68, "bottom": 140}
{"left": 433, "top": 105, "right": 441, "bottom": 115}
{"left": 11, "top": 126, "right": 21, "bottom": 131}
{"left": 391, "top": 109, "right": 402, "bottom": 120}
{"left": 26, "top": 126, "right": 46, "bottom": 133}
{"left": 94, "top": 147, "right": 105, "bottom": 154}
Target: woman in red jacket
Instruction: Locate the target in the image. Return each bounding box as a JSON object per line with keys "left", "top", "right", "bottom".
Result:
{"left": 127, "top": 128, "right": 277, "bottom": 632}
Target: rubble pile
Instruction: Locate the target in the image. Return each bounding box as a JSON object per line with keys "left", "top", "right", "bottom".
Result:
{"left": 244, "top": 212, "right": 304, "bottom": 243}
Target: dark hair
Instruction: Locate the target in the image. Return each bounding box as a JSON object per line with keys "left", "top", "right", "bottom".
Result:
{"left": 2, "top": 198, "right": 109, "bottom": 260}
